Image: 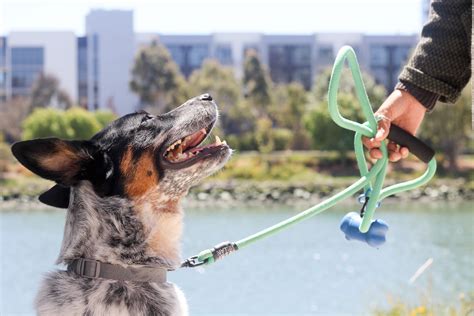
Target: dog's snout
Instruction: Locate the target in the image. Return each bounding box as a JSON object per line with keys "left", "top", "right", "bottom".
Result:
{"left": 199, "top": 93, "right": 213, "bottom": 101}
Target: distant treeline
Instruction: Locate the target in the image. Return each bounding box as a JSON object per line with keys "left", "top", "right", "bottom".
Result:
{"left": 0, "top": 43, "right": 472, "bottom": 172}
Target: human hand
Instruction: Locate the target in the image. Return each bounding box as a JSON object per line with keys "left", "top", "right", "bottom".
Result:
{"left": 363, "top": 89, "right": 427, "bottom": 162}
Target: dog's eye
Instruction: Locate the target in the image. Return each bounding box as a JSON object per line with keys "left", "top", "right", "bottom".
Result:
{"left": 141, "top": 114, "right": 154, "bottom": 124}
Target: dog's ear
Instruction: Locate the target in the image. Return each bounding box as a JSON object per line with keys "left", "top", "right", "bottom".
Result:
{"left": 39, "top": 185, "right": 71, "bottom": 209}
{"left": 11, "top": 138, "right": 100, "bottom": 186}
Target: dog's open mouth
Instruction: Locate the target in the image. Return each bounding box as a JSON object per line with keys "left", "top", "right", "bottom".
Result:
{"left": 163, "top": 127, "right": 228, "bottom": 166}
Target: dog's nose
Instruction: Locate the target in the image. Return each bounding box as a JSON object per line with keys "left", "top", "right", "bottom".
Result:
{"left": 199, "top": 93, "right": 213, "bottom": 101}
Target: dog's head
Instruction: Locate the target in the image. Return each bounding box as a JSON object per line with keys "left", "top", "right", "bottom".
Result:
{"left": 12, "top": 94, "right": 231, "bottom": 207}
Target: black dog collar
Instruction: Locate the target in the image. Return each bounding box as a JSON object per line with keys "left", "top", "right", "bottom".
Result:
{"left": 67, "top": 258, "right": 167, "bottom": 283}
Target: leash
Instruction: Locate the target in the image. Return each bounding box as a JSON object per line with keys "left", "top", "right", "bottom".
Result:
{"left": 181, "top": 46, "right": 437, "bottom": 268}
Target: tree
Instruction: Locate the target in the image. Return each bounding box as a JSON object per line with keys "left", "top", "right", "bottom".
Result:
{"left": 255, "top": 117, "right": 274, "bottom": 153}
{"left": 224, "top": 99, "right": 260, "bottom": 151}
{"left": 130, "top": 42, "right": 186, "bottom": 111}
{"left": 419, "top": 85, "right": 472, "bottom": 172}
{"left": 305, "top": 94, "right": 367, "bottom": 156}
{"left": 188, "top": 59, "right": 242, "bottom": 134}
{"left": 243, "top": 49, "right": 272, "bottom": 114}
{"left": 0, "top": 133, "right": 12, "bottom": 177}
{"left": 30, "top": 73, "right": 72, "bottom": 109}
{"left": 0, "top": 97, "right": 31, "bottom": 142}
{"left": 312, "top": 68, "right": 386, "bottom": 108}
{"left": 305, "top": 68, "right": 387, "bottom": 157}
{"left": 188, "top": 59, "right": 240, "bottom": 111}
{"left": 271, "top": 83, "right": 311, "bottom": 150}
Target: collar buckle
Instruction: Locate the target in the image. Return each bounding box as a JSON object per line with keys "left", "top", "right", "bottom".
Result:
{"left": 77, "top": 258, "right": 101, "bottom": 278}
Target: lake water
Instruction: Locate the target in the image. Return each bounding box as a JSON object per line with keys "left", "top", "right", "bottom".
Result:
{"left": 1, "top": 201, "right": 473, "bottom": 315}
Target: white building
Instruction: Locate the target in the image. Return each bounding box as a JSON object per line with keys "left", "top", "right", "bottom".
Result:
{"left": 7, "top": 31, "right": 77, "bottom": 101}
{"left": 211, "top": 33, "right": 263, "bottom": 78}
{"left": 85, "top": 10, "right": 137, "bottom": 115}
{"left": 1, "top": 9, "right": 420, "bottom": 114}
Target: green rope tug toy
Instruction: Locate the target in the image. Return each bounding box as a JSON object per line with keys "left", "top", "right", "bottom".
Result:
{"left": 181, "top": 46, "right": 437, "bottom": 268}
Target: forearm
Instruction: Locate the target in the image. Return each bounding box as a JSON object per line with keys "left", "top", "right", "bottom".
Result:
{"left": 397, "top": 0, "right": 471, "bottom": 108}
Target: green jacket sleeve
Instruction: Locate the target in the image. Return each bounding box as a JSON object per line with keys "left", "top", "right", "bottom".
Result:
{"left": 398, "top": 0, "right": 471, "bottom": 105}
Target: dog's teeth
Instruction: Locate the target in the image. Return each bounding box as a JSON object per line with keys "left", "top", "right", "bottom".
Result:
{"left": 222, "top": 140, "right": 227, "bottom": 145}
{"left": 215, "top": 135, "right": 222, "bottom": 145}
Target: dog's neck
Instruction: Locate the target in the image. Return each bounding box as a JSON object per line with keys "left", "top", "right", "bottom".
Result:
{"left": 57, "top": 182, "right": 183, "bottom": 269}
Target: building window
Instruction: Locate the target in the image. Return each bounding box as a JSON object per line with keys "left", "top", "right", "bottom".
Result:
{"left": 77, "top": 37, "right": 88, "bottom": 108}
{"left": 318, "top": 46, "right": 334, "bottom": 64}
{"left": 215, "top": 44, "right": 233, "bottom": 65}
{"left": 393, "top": 46, "right": 411, "bottom": 66}
{"left": 188, "top": 45, "right": 209, "bottom": 67}
{"left": 369, "top": 44, "right": 411, "bottom": 91}
{"left": 11, "top": 47, "right": 44, "bottom": 97}
{"left": 166, "top": 44, "right": 210, "bottom": 77}
{"left": 370, "top": 45, "right": 389, "bottom": 67}
{"left": 92, "top": 34, "right": 100, "bottom": 110}
{"left": 0, "top": 37, "right": 6, "bottom": 102}
{"left": 291, "top": 46, "right": 311, "bottom": 65}
{"left": 268, "top": 44, "right": 312, "bottom": 89}
{"left": 167, "top": 46, "right": 185, "bottom": 66}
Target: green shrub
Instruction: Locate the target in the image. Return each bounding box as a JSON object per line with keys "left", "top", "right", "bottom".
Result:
{"left": 255, "top": 117, "right": 274, "bottom": 153}
{"left": 64, "top": 107, "right": 101, "bottom": 139}
{"left": 267, "top": 162, "right": 310, "bottom": 180}
{"left": 22, "top": 107, "right": 111, "bottom": 140}
{"left": 227, "top": 133, "right": 258, "bottom": 152}
{"left": 305, "top": 94, "right": 365, "bottom": 156}
{"left": 94, "top": 110, "right": 117, "bottom": 129}
{"left": 273, "top": 128, "right": 293, "bottom": 151}
{"left": 22, "top": 108, "right": 73, "bottom": 140}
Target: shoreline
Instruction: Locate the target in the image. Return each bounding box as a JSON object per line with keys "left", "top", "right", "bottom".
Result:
{"left": 1, "top": 178, "right": 472, "bottom": 210}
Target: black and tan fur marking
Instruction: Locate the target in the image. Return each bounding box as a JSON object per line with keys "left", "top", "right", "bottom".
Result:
{"left": 11, "top": 94, "right": 232, "bottom": 316}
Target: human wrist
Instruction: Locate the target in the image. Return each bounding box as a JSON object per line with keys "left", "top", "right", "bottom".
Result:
{"left": 395, "top": 81, "right": 439, "bottom": 112}
{"left": 376, "top": 89, "right": 426, "bottom": 127}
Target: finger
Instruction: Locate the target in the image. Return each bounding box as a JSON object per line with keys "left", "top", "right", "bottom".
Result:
{"left": 369, "top": 148, "right": 383, "bottom": 159}
{"left": 388, "top": 149, "right": 402, "bottom": 162}
{"left": 362, "top": 136, "right": 382, "bottom": 149}
{"left": 400, "top": 147, "right": 409, "bottom": 159}
{"left": 387, "top": 141, "right": 399, "bottom": 153}
{"left": 374, "top": 117, "right": 391, "bottom": 141}
{"left": 387, "top": 141, "right": 401, "bottom": 162}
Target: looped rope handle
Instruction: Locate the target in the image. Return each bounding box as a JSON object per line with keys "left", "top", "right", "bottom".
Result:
{"left": 181, "top": 46, "right": 437, "bottom": 267}
{"left": 327, "top": 46, "right": 436, "bottom": 232}
{"left": 328, "top": 46, "right": 378, "bottom": 138}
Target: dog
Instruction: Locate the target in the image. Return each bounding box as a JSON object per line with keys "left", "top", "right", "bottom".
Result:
{"left": 11, "top": 94, "right": 231, "bottom": 315}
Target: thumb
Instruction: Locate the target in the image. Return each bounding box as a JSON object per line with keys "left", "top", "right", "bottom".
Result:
{"left": 374, "top": 115, "right": 391, "bottom": 141}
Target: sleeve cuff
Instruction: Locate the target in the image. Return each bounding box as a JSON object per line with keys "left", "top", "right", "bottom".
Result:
{"left": 395, "top": 81, "right": 440, "bottom": 112}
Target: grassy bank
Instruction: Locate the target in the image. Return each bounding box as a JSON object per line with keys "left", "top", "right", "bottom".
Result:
{"left": 1, "top": 151, "right": 473, "bottom": 204}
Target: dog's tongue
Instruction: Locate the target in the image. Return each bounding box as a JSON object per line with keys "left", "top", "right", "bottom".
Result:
{"left": 185, "top": 129, "right": 207, "bottom": 149}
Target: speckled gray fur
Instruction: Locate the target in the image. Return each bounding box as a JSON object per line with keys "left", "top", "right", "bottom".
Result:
{"left": 31, "top": 95, "right": 231, "bottom": 316}
{"left": 35, "top": 183, "right": 187, "bottom": 316}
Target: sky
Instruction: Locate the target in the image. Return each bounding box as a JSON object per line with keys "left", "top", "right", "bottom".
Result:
{"left": 0, "top": 0, "right": 424, "bottom": 35}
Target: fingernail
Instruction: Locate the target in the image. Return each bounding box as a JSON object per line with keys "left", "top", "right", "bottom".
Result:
{"left": 375, "top": 129, "right": 384, "bottom": 139}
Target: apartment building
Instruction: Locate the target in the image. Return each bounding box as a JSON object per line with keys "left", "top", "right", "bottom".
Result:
{"left": 1, "top": 10, "right": 418, "bottom": 115}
